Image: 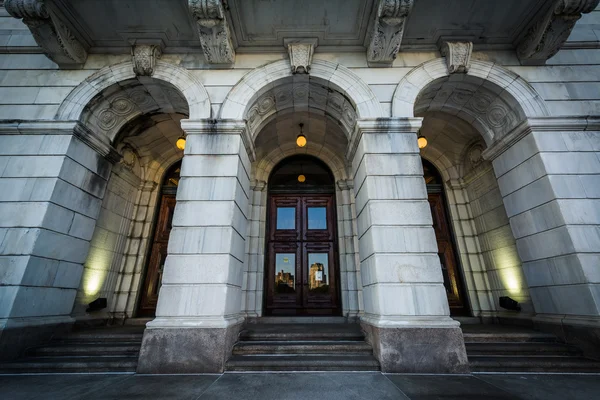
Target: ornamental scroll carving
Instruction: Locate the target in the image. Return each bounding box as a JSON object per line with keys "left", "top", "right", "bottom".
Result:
{"left": 441, "top": 42, "right": 473, "bottom": 74}
{"left": 5, "top": 0, "right": 88, "bottom": 68}
{"left": 285, "top": 38, "right": 317, "bottom": 74}
{"left": 132, "top": 45, "right": 162, "bottom": 76}
{"left": 188, "top": 0, "right": 235, "bottom": 64}
{"left": 367, "top": 0, "right": 415, "bottom": 67}
{"left": 517, "top": 0, "right": 600, "bottom": 65}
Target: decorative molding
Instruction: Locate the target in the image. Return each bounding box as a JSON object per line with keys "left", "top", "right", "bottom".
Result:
{"left": 250, "top": 180, "right": 267, "bottom": 192}
{"left": 284, "top": 38, "right": 317, "bottom": 74}
{"left": 5, "top": 0, "right": 88, "bottom": 68}
{"left": 180, "top": 119, "right": 256, "bottom": 161}
{"left": 336, "top": 179, "right": 354, "bottom": 191}
{"left": 366, "top": 0, "right": 415, "bottom": 67}
{"left": 73, "top": 122, "right": 122, "bottom": 163}
{"left": 188, "top": 0, "right": 235, "bottom": 64}
{"left": 516, "top": 0, "right": 600, "bottom": 65}
{"left": 441, "top": 41, "right": 473, "bottom": 74}
{"left": 131, "top": 45, "right": 162, "bottom": 76}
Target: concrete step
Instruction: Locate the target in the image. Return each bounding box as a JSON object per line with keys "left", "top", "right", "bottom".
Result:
{"left": 462, "top": 331, "right": 557, "bottom": 343}
{"left": 466, "top": 342, "right": 582, "bottom": 356}
{"left": 469, "top": 355, "right": 600, "bottom": 373}
{"left": 54, "top": 332, "right": 144, "bottom": 343}
{"left": 239, "top": 324, "right": 365, "bottom": 342}
{"left": 0, "top": 356, "right": 138, "bottom": 373}
{"left": 247, "top": 317, "right": 349, "bottom": 324}
{"left": 26, "top": 343, "right": 141, "bottom": 357}
{"left": 226, "top": 355, "right": 380, "bottom": 372}
{"left": 232, "top": 340, "right": 373, "bottom": 355}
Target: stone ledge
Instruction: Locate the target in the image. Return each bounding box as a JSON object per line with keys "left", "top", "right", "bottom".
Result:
{"left": 361, "top": 322, "right": 469, "bottom": 373}
{"left": 136, "top": 323, "right": 243, "bottom": 373}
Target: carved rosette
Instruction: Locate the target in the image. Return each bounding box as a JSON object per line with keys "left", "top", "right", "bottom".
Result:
{"left": 367, "top": 0, "right": 415, "bottom": 67}
{"left": 5, "top": 0, "right": 88, "bottom": 68}
{"left": 517, "top": 0, "right": 600, "bottom": 65}
{"left": 188, "top": 0, "right": 236, "bottom": 64}
{"left": 285, "top": 38, "right": 317, "bottom": 74}
{"left": 441, "top": 42, "right": 473, "bottom": 74}
{"left": 132, "top": 45, "right": 162, "bottom": 76}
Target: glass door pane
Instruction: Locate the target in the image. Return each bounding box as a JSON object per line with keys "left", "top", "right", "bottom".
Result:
{"left": 308, "top": 253, "right": 329, "bottom": 293}
{"left": 275, "top": 253, "right": 296, "bottom": 294}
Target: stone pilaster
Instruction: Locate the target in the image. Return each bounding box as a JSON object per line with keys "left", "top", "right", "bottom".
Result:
{"left": 137, "top": 119, "right": 250, "bottom": 373}
{"left": 484, "top": 117, "right": 600, "bottom": 357}
{"left": 350, "top": 118, "right": 469, "bottom": 373}
{"left": 0, "top": 121, "right": 115, "bottom": 360}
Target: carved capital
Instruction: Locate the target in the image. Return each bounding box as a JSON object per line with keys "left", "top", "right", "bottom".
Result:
{"left": 188, "top": 0, "right": 236, "bottom": 64}
{"left": 5, "top": 0, "right": 87, "bottom": 68}
{"left": 131, "top": 45, "right": 162, "bottom": 76}
{"left": 337, "top": 179, "right": 354, "bottom": 191}
{"left": 367, "top": 0, "right": 414, "bottom": 67}
{"left": 441, "top": 41, "right": 473, "bottom": 74}
{"left": 250, "top": 180, "right": 267, "bottom": 192}
{"left": 517, "top": 0, "right": 600, "bottom": 65}
{"left": 285, "top": 38, "right": 317, "bottom": 74}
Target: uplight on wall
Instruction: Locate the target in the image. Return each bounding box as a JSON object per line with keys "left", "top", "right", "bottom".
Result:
{"left": 296, "top": 123, "right": 307, "bottom": 147}
{"left": 176, "top": 135, "right": 186, "bottom": 150}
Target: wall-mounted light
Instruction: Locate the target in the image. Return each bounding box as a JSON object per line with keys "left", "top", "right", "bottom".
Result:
{"left": 417, "top": 131, "right": 428, "bottom": 149}
{"left": 176, "top": 135, "right": 186, "bottom": 150}
{"left": 296, "top": 123, "right": 307, "bottom": 147}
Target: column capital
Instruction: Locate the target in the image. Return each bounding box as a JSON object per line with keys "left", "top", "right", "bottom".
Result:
{"left": 337, "top": 179, "right": 355, "bottom": 191}
{"left": 180, "top": 119, "right": 255, "bottom": 161}
{"left": 347, "top": 118, "right": 423, "bottom": 161}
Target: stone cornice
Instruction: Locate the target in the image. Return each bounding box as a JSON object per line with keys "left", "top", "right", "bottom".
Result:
{"left": 188, "top": 0, "right": 236, "bottom": 65}
{"left": 181, "top": 119, "right": 256, "bottom": 161}
{"left": 346, "top": 117, "right": 423, "bottom": 161}
{"left": 482, "top": 116, "right": 600, "bottom": 161}
{"left": 366, "top": 0, "right": 415, "bottom": 67}
{"left": 5, "top": 0, "right": 88, "bottom": 68}
{"left": 516, "top": 0, "right": 600, "bottom": 65}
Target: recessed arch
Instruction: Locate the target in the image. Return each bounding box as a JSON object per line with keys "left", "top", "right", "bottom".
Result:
{"left": 219, "top": 59, "right": 384, "bottom": 123}
{"left": 392, "top": 58, "right": 549, "bottom": 143}
{"left": 56, "top": 60, "right": 212, "bottom": 123}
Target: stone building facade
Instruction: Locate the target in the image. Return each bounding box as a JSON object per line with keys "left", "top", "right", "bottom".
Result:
{"left": 0, "top": 0, "right": 599, "bottom": 373}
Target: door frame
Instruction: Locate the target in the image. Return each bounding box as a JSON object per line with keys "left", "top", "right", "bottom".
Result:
{"left": 263, "top": 192, "right": 342, "bottom": 316}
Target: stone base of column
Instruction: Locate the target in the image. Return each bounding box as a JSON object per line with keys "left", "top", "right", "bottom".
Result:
{"left": 137, "top": 318, "right": 244, "bottom": 373}
{"left": 533, "top": 315, "right": 600, "bottom": 360}
{"left": 361, "top": 317, "right": 469, "bottom": 373}
{"left": 0, "top": 316, "right": 74, "bottom": 361}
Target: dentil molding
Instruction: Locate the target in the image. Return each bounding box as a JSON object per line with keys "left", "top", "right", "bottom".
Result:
{"left": 5, "top": 0, "right": 88, "bottom": 68}
{"left": 131, "top": 45, "right": 162, "bottom": 76}
{"left": 517, "top": 0, "right": 600, "bottom": 65}
{"left": 188, "top": 0, "right": 236, "bottom": 64}
{"left": 441, "top": 41, "right": 473, "bottom": 74}
{"left": 367, "top": 0, "right": 415, "bottom": 67}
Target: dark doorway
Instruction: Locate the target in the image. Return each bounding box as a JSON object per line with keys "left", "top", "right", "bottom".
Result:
{"left": 423, "top": 159, "right": 470, "bottom": 316}
{"left": 265, "top": 156, "right": 341, "bottom": 316}
{"left": 137, "top": 161, "right": 181, "bottom": 317}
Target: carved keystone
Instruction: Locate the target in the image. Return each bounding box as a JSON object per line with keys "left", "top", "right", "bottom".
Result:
{"left": 367, "top": 0, "right": 415, "bottom": 67}
{"left": 5, "top": 0, "right": 88, "bottom": 68}
{"left": 284, "top": 38, "right": 318, "bottom": 74}
{"left": 188, "top": 0, "right": 236, "bottom": 64}
{"left": 441, "top": 41, "right": 473, "bottom": 74}
{"left": 132, "top": 45, "right": 162, "bottom": 76}
{"left": 517, "top": 0, "right": 600, "bottom": 65}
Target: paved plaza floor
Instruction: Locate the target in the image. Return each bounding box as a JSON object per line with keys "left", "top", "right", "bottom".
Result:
{"left": 1, "top": 372, "right": 599, "bottom": 399}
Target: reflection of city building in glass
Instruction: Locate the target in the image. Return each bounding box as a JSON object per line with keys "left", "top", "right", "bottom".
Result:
{"left": 309, "top": 263, "right": 328, "bottom": 290}
{"left": 275, "top": 270, "right": 294, "bottom": 289}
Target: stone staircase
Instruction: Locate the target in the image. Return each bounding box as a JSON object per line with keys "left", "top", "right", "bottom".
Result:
{"left": 463, "top": 325, "right": 600, "bottom": 373}
{"left": 0, "top": 326, "right": 143, "bottom": 374}
{"left": 225, "top": 322, "right": 380, "bottom": 372}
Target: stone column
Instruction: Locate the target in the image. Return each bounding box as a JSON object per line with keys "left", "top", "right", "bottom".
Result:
{"left": 0, "top": 121, "right": 116, "bottom": 360}
{"left": 485, "top": 117, "right": 600, "bottom": 357}
{"left": 350, "top": 118, "right": 469, "bottom": 373}
{"left": 137, "top": 119, "right": 251, "bottom": 373}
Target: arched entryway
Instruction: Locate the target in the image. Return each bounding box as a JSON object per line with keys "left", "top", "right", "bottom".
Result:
{"left": 265, "top": 155, "right": 341, "bottom": 316}
{"left": 423, "top": 159, "right": 469, "bottom": 316}
{"left": 137, "top": 161, "right": 181, "bottom": 317}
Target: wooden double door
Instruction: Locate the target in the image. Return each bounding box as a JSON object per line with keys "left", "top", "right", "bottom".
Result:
{"left": 266, "top": 194, "right": 340, "bottom": 315}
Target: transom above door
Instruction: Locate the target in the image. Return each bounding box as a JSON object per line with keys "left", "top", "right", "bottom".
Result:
{"left": 266, "top": 194, "right": 340, "bottom": 315}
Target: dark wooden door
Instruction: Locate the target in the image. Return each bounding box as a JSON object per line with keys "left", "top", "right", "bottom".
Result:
{"left": 137, "top": 195, "right": 176, "bottom": 317}
{"left": 266, "top": 194, "right": 340, "bottom": 315}
{"left": 428, "top": 193, "right": 469, "bottom": 315}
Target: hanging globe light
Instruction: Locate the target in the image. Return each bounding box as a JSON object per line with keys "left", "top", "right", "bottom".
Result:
{"left": 176, "top": 135, "right": 186, "bottom": 150}
{"left": 298, "top": 174, "right": 306, "bottom": 183}
{"left": 296, "top": 123, "right": 307, "bottom": 147}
